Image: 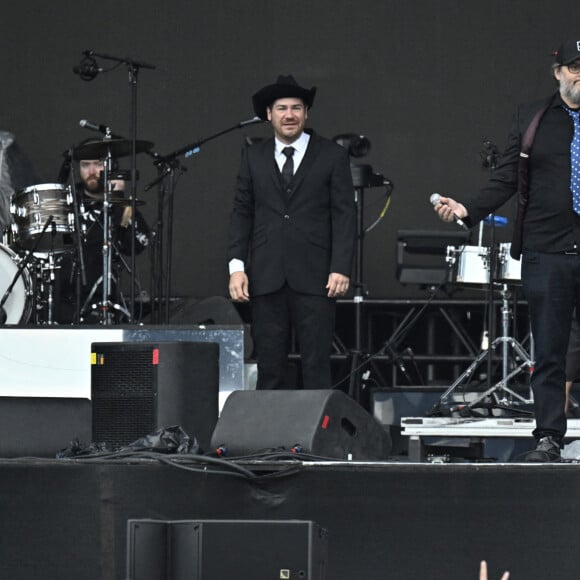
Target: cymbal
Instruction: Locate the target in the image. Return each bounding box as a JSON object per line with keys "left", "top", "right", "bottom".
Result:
{"left": 71, "top": 139, "right": 154, "bottom": 160}
{"left": 110, "top": 196, "right": 146, "bottom": 206}
{"left": 84, "top": 195, "right": 146, "bottom": 206}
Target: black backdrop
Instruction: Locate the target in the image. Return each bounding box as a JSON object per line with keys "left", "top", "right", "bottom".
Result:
{"left": 1, "top": 0, "right": 577, "bottom": 301}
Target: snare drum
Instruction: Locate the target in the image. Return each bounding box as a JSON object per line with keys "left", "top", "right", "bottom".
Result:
{"left": 10, "top": 183, "right": 74, "bottom": 251}
{"left": 497, "top": 242, "right": 521, "bottom": 284}
{"left": 447, "top": 245, "right": 490, "bottom": 286}
{"left": 0, "top": 244, "right": 31, "bottom": 324}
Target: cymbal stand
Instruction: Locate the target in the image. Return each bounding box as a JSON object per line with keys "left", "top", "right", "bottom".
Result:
{"left": 97, "top": 147, "right": 115, "bottom": 324}
{"left": 66, "top": 149, "right": 87, "bottom": 324}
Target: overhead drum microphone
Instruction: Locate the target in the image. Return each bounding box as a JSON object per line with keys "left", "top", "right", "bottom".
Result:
{"left": 79, "top": 119, "right": 109, "bottom": 134}
{"left": 73, "top": 53, "right": 101, "bottom": 81}
{"left": 429, "top": 193, "right": 469, "bottom": 230}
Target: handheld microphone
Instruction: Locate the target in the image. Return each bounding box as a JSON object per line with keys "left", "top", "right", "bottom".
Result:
{"left": 79, "top": 119, "right": 109, "bottom": 134}
{"left": 238, "top": 116, "right": 264, "bottom": 127}
{"left": 429, "top": 193, "right": 468, "bottom": 230}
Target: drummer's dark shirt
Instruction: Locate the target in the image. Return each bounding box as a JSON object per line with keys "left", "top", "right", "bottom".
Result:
{"left": 464, "top": 92, "right": 580, "bottom": 253}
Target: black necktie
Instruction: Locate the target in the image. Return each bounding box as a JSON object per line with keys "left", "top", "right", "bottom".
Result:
{"left": 281, "top": 146, "right": 295, "bottom": 189}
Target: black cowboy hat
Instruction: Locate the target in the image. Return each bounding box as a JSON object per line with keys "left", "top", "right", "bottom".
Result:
{"left": 252, "top": 75, "right": 317, "bottom": 120}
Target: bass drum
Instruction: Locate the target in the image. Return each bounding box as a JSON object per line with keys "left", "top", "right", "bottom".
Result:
{"left": 0, "top": 244, "right": 31, "bottom": 324}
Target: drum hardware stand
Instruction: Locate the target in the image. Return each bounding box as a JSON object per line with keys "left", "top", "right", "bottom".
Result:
{"left": 33, "top": 250, "right": 63, "bottom": 325}
{"left": 33, "top": 223, "right": 61, "bottom": 325}
{"left": 479, "top": 140, "right": 501, "bottom": 392}
{"left": 66, "top": 149, "right": 88, "bottom": 324}
{"left": 80, "top": 273, "right": 131, "bottom": 323}
{"left": 0, "top": 215, "right": 54, "bottom": 325}
{"left": 71, "top": 142, "right": 121, "bottom": 325}
{"left": 86, "top": 192, "right": 148, "bottom": 323}
{"left": 93, "top": 146, "right": 116, "bottom": 325}
{"left": 428, "top": 282, "right": 534, "bottom": 416}
{"left": 78, "top": 232, "right": 135, "bottom": 323}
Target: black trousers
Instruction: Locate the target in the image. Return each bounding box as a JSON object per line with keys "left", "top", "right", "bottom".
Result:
{"left": 566, "top": 309, "right": 580, "bottom": 382}
{"left": 522, "top": 250, "right": 580, "bottom": 441}
{"left": 251, "top": 285, "right": 336, "bottom": 389}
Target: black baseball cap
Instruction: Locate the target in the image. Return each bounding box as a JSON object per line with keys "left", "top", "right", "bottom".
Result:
{"left": 554, "top": 38, "right": 580, "bottom": 65}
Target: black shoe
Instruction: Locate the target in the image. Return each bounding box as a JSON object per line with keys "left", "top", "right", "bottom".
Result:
{"left": 524, "top": 436, "right": 562, "bottom": 462}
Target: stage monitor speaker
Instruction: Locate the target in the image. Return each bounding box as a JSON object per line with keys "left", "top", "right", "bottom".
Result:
{"left": 126, "top": 519, "right": 328, "bottom": 580}
{"left": 0, "top": 397, "right": 91, "bottom": 458}
{"left": 210, "top": 389, "right": 392, "bottom": 460}
{"left": 91, "top": 341, "right": 219, "bottom": 452}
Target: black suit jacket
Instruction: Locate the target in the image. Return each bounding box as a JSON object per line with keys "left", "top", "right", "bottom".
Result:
{"left": 228, "top": 131, "right": 356, "bottom": 297}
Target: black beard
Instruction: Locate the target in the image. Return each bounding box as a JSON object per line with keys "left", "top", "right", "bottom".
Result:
{"left": 82, "top": 177, "right": 104, "bottom": 194}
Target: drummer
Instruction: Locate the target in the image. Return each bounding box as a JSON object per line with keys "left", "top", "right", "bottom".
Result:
{"left": 56, "top": 139, "right": 150, "bottom": 324}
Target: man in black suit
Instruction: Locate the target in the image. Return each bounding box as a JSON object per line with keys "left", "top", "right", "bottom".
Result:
{"left": 228, "top": 75, "right": 356, "bottom": 389}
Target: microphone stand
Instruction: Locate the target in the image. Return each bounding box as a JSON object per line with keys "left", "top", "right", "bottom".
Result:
{"left": 82, "top": 49, "right": 156, "bottom": 322}
{"left": 67, "top": 149, "right": 87, "bottom": 324}
{"left": 144, "top": 117, "right": 263, "bottom": 323}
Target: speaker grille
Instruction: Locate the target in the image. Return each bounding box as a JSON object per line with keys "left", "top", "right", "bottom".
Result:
{"left": 92, "top": 348, "right": 156, "bottom": 449}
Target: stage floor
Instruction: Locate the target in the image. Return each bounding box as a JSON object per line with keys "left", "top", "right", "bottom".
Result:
{"left": 0, "top": 323, "right": 576, "bottom": 578}
{"left": 1, "top": 456, "right": 579, "bottom": 580}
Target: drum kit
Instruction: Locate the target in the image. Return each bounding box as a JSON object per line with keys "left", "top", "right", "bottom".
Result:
{"left": 0, "top": 138, "right": 152, "bottom": 326}
{"left": 434, "top": 240, "right": 535, "bottom": 412}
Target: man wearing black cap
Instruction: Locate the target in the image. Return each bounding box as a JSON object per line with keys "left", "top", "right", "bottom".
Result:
{"left": 433, "top": 38, "right": 580, "bottom": 461}
{"left": 227, "top": 75, "right": 356, "bottom": 390}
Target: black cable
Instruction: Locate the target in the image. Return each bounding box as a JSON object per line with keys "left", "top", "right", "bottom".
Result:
{"left": 54, "top": 448, "right": 309, "bottom": 483}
